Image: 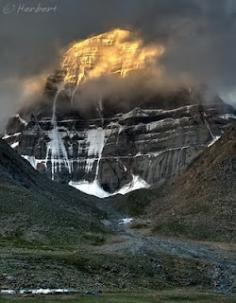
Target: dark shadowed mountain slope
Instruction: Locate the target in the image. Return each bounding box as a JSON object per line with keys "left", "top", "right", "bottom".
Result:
{"left": 149, "top": 124, "right": 236, "bottom": 242}
{"left": 0, "top": 139, "right": 105, "bottom": 246}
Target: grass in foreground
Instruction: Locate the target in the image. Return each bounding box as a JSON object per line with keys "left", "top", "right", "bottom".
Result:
{"left": 0, "top": 289, "right": 235, "bottom": 303}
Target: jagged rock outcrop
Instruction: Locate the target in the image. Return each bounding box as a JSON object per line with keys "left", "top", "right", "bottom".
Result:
{"left": 4, "top": 86, "right": 235, "bottom": 198}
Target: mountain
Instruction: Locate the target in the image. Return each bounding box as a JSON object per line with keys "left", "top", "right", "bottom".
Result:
{"left": 0, "top": 138, "right": 105, "bottom": 246}
{"left": 1, "top": 114, "right": 235, "bottom": 295}
{"left": 149, "top": 124, "right": 236, "bottom": 242}
{"left": 3, "top": 82, "right": 236, "bottom": 198}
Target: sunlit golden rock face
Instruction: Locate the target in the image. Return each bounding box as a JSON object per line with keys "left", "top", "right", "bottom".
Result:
{"left": 61, "top": 28, "right": 165, "bottom": 86}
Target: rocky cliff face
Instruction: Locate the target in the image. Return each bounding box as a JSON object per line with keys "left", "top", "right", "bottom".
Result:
{"left": 3, "top": 86, "right": 236, "bottom": 197}
{"left": 4, "top": 29, "right": 235, "bottom": 198}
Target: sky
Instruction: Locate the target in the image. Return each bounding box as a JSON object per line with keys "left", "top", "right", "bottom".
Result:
{"left": 0, "top": 0, "right": 236, "bottom": 126}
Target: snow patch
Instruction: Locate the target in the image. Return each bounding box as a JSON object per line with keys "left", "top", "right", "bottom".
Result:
{"left": 10, "top": 142, "right": 19, "bottom": 149}
{"left": 0, "top": 289, "right": 76, "bottom": 295}
{"left": 146, "top": 117, "right": 184, "bottom": 132}
{"left": 119, "top": 105, "right": 196, "bottom": 121}
{"left": 85, "top": 128, "right": 106, "bottom": 174}
{"left": 117, "top": 175, "right": 150, "bottom": 195}
{"left": 69, "top": 180, "right": 110, "bottom": 198}
{"left": 208, "top": 136, "right": 221, "bottom": 147}
{"left": 1, "top": 290, "right": 16, "bottom": 295}
{"left": 2, "top": 132, "right": 21, "bottom": 139}
{"left": 120, "top": 108, "right": 148, "bottom": 120}
{"left": 15, "top": 114, "right": 28, "bottom": 126}
{"left": 22, "top": 155, "right": 37, "bottom": 168}
{"left": 119, "top": 218, "right": 133, "bottom": 225}
{"left": 220, "top": 113, "right": 236, "bottom": 120}
{"left": 86, "top": 128, "right": 105, "bottom": 157}
{"left": 69, "top": 174, "right": 150, "bottom": 198}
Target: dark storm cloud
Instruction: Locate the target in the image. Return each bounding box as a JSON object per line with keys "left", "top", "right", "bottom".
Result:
{"left": 0, "top": 0, "right": 236, "bottom": 125}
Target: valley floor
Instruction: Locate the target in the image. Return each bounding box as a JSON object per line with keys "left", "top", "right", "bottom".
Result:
{"left": 0, "top": 289, "right": 236, "bottom": 303}
{"left": 0, "top": 201, "right": 235, "bottom": 301}
{"left": 0, "top": 216, "right": 235, "bottom": 296}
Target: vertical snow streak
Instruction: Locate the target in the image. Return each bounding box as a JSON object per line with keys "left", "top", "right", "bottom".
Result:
{"left": 46, "top": 86, "right": 72, "bottom": 180}
{"left": 203, "top": 113, "right": 221, "bottom": 147}
{"left": 84, "top": 101, "right": 105, "bottom": 178}
{"left": 85, "top": 128, "right": 106, "bottom": 179}
{"left": 97, "top": 96, "right": 104, "bottom": 127}
{"left": 204, "top": 116, "right": 215, "bottom": 140}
